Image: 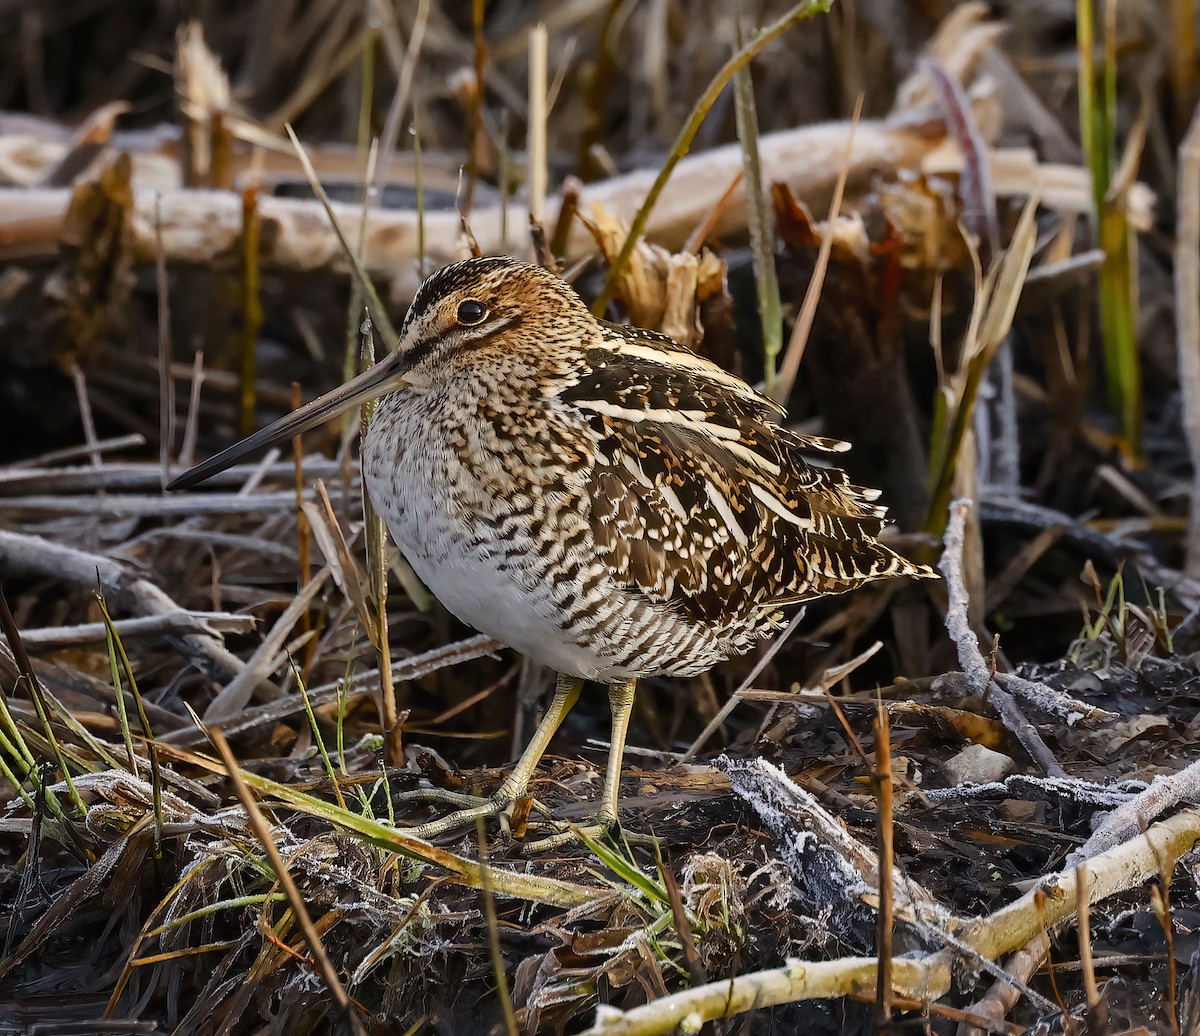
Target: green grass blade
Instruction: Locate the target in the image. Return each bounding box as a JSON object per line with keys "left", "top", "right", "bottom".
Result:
{"left": 592, "top": 0, "right": 834, "bottom": 315}
{"left": 733, "top": 9, "right": 782, "bottom": 394}
{"left": 1077, "top": 0, "right": 1142, "bottom": 453}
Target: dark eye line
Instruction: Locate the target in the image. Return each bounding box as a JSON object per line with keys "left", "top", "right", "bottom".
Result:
{"left": 443, "top": 312, "right": 522, "bottom": 358}
{"left": 400, "top": 312, "right": 521, "bottom": 373}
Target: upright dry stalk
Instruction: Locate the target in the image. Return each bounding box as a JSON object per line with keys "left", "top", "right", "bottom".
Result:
{"left": 873, "top": 702, "right": 894, "bottom": 1027}
{"left": 464, "top": 0, "right": 486, "bottom": 214}
{"left": 773, "top": 95, "right": 860, "bottom": 405}
{"left": 239, "top": 183, "right": 263, "bottom": 438}
{"left": 154, "top": 196, "right": 175, "bottom": 485}
{"left": 369, "top": 0, "right": 429, "bottom": 194}
{"left": 358, "top": 316, "right": 399, "bottom": 767}
{"left": 528, "top": 23, "right": 549, "bottom": 230}
{"left": 1176, "top": 101, "right": 1200, "bottom": 577}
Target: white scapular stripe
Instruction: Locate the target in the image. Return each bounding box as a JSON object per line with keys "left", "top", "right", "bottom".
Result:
{"left": 658, "top": 482, "right": 689, "bottom": 522}
{"left": 750, "top": 482, "right": 814, "bottom": 530}
{"left": 621, "top": 453, "right": 656, "bottom": 491}
{"left": 576, "top": 397, "right": 784, "bottom": 478}
{"left": 613, "top": 343, "right": 783, "bottom": 411}
{"left": 704, "top": 478, "right": 749, "bottom": 547}
{"left": 577, "top": 398, "right": 710, "bottom": 426}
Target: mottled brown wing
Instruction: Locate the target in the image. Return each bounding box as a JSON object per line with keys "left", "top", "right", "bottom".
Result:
{"left": 557, "top": 336, "right": 928, "bottom": 630}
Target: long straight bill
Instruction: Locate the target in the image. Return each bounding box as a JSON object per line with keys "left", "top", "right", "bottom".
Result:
{"left": 166, "top": 352, "right": 408, "bottom": 490}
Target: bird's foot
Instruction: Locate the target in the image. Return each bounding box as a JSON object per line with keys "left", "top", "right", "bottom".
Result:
{"left": 520, "top": 815, "right": 659, "bottom": 854}
{"left": 394, "top": 786, "right": 545, "bottom": 841}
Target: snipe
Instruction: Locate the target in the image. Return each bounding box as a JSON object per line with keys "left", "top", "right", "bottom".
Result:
{"left": 170, "top": 256, "right": 933, "bottom": 845}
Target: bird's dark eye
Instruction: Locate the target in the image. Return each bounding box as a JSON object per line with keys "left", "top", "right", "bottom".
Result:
{"left": 457, "top": 299, "right": 488, "bottom": 325}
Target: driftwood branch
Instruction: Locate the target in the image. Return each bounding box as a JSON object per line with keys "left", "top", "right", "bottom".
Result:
{"left": 721, "top": 756, "right": 949, "bottom": 931}
{"left": 584, "top": 806, "right": 1200, "bottom": 1035}
{"left": 0, "top": 528, "right": 246, "bottom": 684}
{"left": 18, "top": 611, "right": 256, "bottom": 649}
{"left": 0, "top": 119, "right": 1153, "bottom": 284}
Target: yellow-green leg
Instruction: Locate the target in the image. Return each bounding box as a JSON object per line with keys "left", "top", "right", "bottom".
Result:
{"left": 401, "top": 674, "right": 582, "bottom": 840}
{"left": 596, "top": 678, "right": 636, "bottom": 828}
{"left": 524, "top": 678, "right": 652, "bottom": 852}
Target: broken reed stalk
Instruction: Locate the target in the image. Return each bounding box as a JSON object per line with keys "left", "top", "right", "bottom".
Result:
{"left": 285, "top": 123, "right": 399, "bottom": 348}
{"left": 357, "top": 315, "right": 400, "bottom": 767}
{"left": 497, "top": 111, "right": 512, "bottom": 252}
{"left": 291, "top": 381, "right": 313, "bottom": 656}
{"left": 1035, "top": 891, "right": 1070, "bottom": 1026}
{"left": 1168, "top": 0, "right": 1199, "bottom": 136}
{"left": 1150, "top": 859, "right": 1182, "bottom": 1036}
{"left": 464, "top": 0, "right": 486, "bottom": 214}
{"left": 344, "top": 137, "right": 398, "bottom": 762}
{"left": 154, "top": 196, "right": 175, "bottom": 484}
{"left": 367, "top": 0, "right": 427, "bottom": 184}
{"left": 1075, "top": 863, "right": 1106, "bottom": 1033}
{"left": 208, "top": 728, "right": 367, "bottom": 1035}
{"left": 924, "top": 197, "right": 1038, "bottom": 537}
{"left": 180, "top": 351, "right": 205, "bottom": 466}
{"left": 239, "top": 182, "right": 263, "bottom": 437}
{"left": 412, "top": 124, "right": 427, "bottom": 275}
{"left": 67, "top": 362, "right": 102, "bottom": 469}
{"left": 346, "top": 137, "right": 380, "bottom": 406}
{"left": 528, "top": 23, "right": 548, "bottom": 230}
{"left": 592, "top": 0, "right": 834, "bottom": 315}
{"left": 344, "top": 31, "right": 377, "bottom": 390}
{"left": 355, "top": 22, "right": 376, "bottom": 192}
{"left": 658, "top": 851, "right": 706, "bottom": 986}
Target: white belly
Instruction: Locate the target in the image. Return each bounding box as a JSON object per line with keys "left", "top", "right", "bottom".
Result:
{"left": 404, "top": 540, "right": 618, "bottom": 679}
{"left": 362, "top": 402, "right": 626, "bottom": 680}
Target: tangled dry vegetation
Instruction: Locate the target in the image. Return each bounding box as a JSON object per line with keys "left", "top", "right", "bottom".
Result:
{"left": 1, "top": 1, "right": 1200, "bottom": 1033}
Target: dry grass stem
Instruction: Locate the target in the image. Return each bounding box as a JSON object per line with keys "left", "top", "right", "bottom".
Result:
{"left": 208, "top": 729, "right": 367, "bottom": 1034}
{"left": 773, "top": 93, "right": 861, "bottom": 403}
{"left": 1177, "top": 100, "right": 1200, "bottom": 577}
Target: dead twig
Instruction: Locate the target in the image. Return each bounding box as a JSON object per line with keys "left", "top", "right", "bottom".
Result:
{"left": 939, "top": 501, "right": 1067, "bottom": 778}
{"left": 0, "top": 528, "right": 246, "bottom": 683}
{"left": 1068, "top": 757, "right": 1200, "bottom": 866}
{"left": 873, "top": 703, "right": 894, "bottom": 1027}
{"left": 18, "top": 611, "right": 256, "bottom": 649}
